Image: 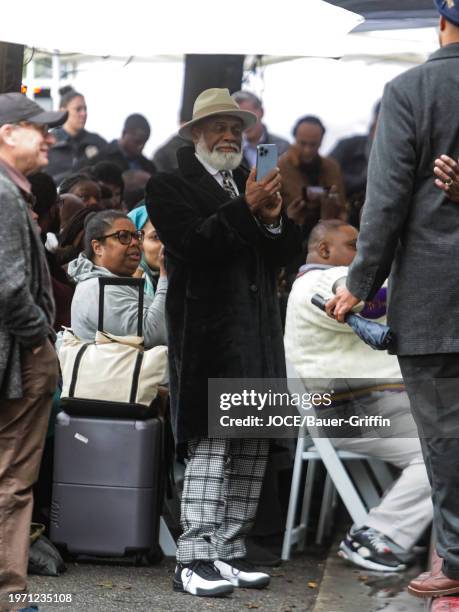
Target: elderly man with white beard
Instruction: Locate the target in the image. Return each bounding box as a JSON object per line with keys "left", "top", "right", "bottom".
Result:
{"left": 146, "top": 89, "right": 302, "bottom": 598}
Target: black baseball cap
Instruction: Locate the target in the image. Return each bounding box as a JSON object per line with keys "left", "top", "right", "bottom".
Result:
{"left": 0, "top": 92, "right": 68, "bottom": 127}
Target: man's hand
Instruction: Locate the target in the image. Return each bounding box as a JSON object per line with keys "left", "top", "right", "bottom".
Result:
{"left": 258, "top": 192, "right": 282, "bottom": 224}
{"left": 286, "top": 196, "right": 307, "bottom": 225}
{"left": 245, "top": 167, "right": 282, "bottom": 216}
{"left": 325, "top": 286, "right": 360, "bottom": 323}
{"left": 434, "top": 155, "right": 459, "bottom": 203}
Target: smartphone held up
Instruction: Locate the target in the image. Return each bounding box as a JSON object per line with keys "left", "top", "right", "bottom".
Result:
{"left": 256, "top": 144, "right": 278, "bottom": 181}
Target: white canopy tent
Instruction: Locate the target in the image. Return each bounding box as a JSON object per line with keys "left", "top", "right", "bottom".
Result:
{"left": 1, "top": 0, "right": 362, "bottom": 58}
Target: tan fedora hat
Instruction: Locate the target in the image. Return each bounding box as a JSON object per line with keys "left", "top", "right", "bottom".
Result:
{"left": 179, "top": 88, "right": 257, "bottom": 140}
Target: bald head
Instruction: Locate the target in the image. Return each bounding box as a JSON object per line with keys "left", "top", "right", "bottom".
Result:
{"left": 307, "top": 220, "right": 358, "bottom": 267}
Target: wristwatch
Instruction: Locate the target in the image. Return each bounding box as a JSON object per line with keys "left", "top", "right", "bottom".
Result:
{"left": 260, "top": 217, "right": 282, "bottom": 229}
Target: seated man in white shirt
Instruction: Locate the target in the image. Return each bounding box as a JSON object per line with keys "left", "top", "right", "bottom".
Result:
{"left": 284, "top": 219, "right": 432, "bottom": 572}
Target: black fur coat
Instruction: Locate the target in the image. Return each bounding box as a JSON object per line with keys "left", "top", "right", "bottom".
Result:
{"left": 146, "top": 146, "right": 302, "bottom": 445}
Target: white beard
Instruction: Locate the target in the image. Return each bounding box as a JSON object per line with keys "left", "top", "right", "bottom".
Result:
{"left": 196, "top": 135, "right": 243, "bottom": 171}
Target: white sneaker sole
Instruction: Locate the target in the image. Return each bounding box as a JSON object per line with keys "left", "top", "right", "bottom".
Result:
{"left": 173, "top": 577, "right": 233, "bottom": 597}
{"left": 338, "top": 542, "right": 406, "bottom": 573}
{"left": 224, "top": 575, "right": 270, "bottom": 589}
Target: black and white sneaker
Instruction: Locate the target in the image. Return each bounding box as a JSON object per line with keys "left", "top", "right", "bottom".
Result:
{"left": 338, "top": 527, "right": 406, "bottom": 572}
{"left": 173, "top": 560, "right": 234, "bottom": 597}
{"left": 214, "top": 558, "right": 270, "bottom": 588}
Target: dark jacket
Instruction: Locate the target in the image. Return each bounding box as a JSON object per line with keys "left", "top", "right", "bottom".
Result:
{"left": 242, "top": 127, "right": 290, "bottom": 168}
{"left": 329, "top": 134, "right": 370, "bottom": 203}
{"left": 146, "top": 146, "right": 302, "bottom": 444}
{"left": 265, "top": 130, "right": 289, "bottom": 156}
{"left": 47, "top": 127, "right": 107, "bottom": 184}
{"left": 0, "top": 166, "right": 55, "bottom": 399}
{"left": 152, "top": 134, "right": 189, "bottom": 173}
{"left": 87, "top": 139, "right": 156, "bottom": 175}
{"left": 347, "top": 43, "right": 459, "bottom": 355}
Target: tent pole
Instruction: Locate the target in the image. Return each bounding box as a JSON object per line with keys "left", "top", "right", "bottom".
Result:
{"left": 180, "top": 54, "right": 245, "bottom": 122}
{"left": 0, "top": 42, "right": 24, "bottom": 94}
{"left": 51, "top": 52, "right": 61, "bottom": 110}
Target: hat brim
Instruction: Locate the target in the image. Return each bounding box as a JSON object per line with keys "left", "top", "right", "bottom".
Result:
{"left": 178, "top": 109, "right": 257, "bottom": 140}
{"left": 28, "top": 109, "right": 68, "bottom": 128}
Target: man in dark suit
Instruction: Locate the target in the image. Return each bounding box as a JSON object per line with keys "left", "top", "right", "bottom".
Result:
{"left": 326, "top": 2, "right": 459, "bottom": 599}
{"left": 146, "top": 88, "right": 301, "bottom": 597}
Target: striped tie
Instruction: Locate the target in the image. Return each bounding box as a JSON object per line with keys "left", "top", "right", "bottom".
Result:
{"left": 220, "top": 170, "right": 238, "bottom": 199}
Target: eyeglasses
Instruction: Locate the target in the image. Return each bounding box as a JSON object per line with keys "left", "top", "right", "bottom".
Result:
{"left": 95, "top": 229, "right": 145, "bottom": 245}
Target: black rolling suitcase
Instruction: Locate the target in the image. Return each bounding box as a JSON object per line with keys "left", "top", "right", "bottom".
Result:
{"left": 50, "top": 412, "right": 164, "bottom": 559}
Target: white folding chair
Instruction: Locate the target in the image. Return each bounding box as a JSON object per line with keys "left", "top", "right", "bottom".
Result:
{"left": 282, "top": 360, "right": 394, "bottom": 560}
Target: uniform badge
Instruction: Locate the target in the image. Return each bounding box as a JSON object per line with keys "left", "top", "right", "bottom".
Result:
{"left": 85, "top": 145, "right": 99, "bottom": 159}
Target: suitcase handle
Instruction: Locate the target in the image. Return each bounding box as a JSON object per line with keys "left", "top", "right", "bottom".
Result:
{"left": 98, "top": 277, "right": 145, "bottom": 337}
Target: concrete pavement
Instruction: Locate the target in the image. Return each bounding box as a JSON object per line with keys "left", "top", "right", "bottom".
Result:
{"left": 28, "top": 553, "right": 325, "bottom": 612}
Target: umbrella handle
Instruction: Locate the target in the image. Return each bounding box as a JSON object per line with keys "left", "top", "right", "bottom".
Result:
{"left": 311, "top": 293, "right": 327, "bottom": 312}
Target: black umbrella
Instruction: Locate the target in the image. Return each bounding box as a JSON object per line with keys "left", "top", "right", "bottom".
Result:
{"left": 311, "top": 293, "right": 394, "bottom": 351}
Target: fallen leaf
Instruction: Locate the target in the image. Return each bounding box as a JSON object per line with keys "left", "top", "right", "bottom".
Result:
{"left": 96, "top": 581, "right": 114, "bottom": 589}
{"left": 246, "top": 604, "right": 259, "bottom": 609}
{"left": 358, "top": 575, "right": 369, "bottom": 582}
{"left": 307, "top": 581, "right": 317, "bottom": 589}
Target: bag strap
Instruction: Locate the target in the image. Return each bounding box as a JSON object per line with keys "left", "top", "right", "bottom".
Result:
{"left": 129, "top": 351, "right": 144, "bottom": 404}
{"left": 69, "top": 344, "right": 89, "bottom": 397}
{"left": 98, "top": 277, "right": 145, "bottom": 336}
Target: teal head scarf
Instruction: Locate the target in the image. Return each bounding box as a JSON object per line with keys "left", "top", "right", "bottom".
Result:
{"left": 127, "top": 203, "right": 157, "bottom": 297}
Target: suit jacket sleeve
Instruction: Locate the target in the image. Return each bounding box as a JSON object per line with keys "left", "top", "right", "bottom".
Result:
{"left": 147, "top": 173, "right": 302, "bottom": 265}
{"left": 346, "top": 80, "right": 416, "bottom": 301}
{"left": 257, "top": 214, "right": 303, "bottom": 266}
{"left": 0, "top": 188, "right": 49, "bottom": 347}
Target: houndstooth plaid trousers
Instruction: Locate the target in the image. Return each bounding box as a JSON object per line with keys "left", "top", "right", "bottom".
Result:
{"left": 176, "top": 437, "right": 270, "bottom": 563}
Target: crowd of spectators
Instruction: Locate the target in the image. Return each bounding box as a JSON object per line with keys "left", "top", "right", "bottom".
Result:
{"left": 30, "top": 85, "right": 382, "bottom": 350}
{"left": 35, "top": 85, "right": 436, "bottom": 567}
{"left": 4, "top": 63, "right": 459, "bottom": 605}
{"left": 28, "top": 87, "right": 428, "bottom": 549}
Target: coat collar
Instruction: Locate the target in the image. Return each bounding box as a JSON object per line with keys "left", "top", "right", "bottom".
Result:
{"left": 427, "top": 42, "right": 459, "bottom": 63}
{"left": 177, "top": 145, "right": 248, "bottom": 202}
{"left": 0, "top": 158, "right": 31, "bottom": 194}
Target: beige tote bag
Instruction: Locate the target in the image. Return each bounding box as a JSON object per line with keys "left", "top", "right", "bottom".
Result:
{"left": 59, "top": 277, "right": 168, "bottom": 408}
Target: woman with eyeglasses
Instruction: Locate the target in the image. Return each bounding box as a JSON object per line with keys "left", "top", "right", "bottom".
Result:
{"left": 67, "top": 209, "right": 167, "bottom": 348}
